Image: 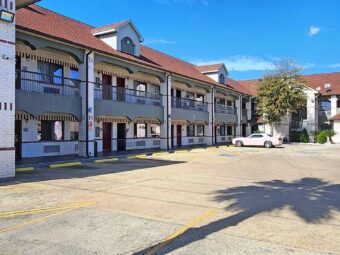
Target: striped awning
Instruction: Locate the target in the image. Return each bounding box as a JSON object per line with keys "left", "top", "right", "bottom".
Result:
{"left": 171, "top": 119, "right": 189, "bottom": 125}
{"left": 96, "top": 116, "right": 131, "bottom": 123}
{"left": 214, "top": 121, "right": 225, "bottom": 126}
{"left": 134, "top": 118, "right": 161, "bottom": 124}
{"left": 188, "top": 120, "right": 208, "bottom": 125}
{"left": 16, "top": 112, "right": 78, "bottom": 121}
{"left": 16, "top": 51, "right": 78, "bottom": 68}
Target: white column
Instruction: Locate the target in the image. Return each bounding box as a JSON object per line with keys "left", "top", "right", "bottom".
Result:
{"left": 160, "top": 74, "right": 171, "bottom": 150}
{"left": 246, "top": 100, "right": 252, "bottom": 136}
{"left": 206, "top": 88, "right": 214, "bottom": 146}
{"left": 0, "top": 2, "right": 16, "bottom": 179}
{"left": 330, "top": 95, "right": 338, "bottom": 117}
{"left": 235, "top": 95, "right": 242, "bottom": 137}
{"left": 78, "top": 51, "right": 95, "bottom": 157}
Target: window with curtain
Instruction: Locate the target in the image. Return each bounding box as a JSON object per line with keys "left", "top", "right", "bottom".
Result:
{"left": 134, "top": 123, "right": 147, "bottom": 138}
{"left": 197, "top": 125, "right": 204, "bottom": 136}
{"left": 220, "top": 126, "right": 226, "bottom": 136}
{"left": 196, "top": 94, "right": 204, "bottom": 102}
{"left": 37, "top": 61, "right": 63, "bottom": 85}
{"left": 134, "top": 81, "right": 146, "bottom": 97}
{"left": 150, "top": 124, "right": 161, "bottom": 138}
{"left": 187, "top": 125, "right": 195, "bottom": 137}
{"left": 38, "top": 120, "right": 64, "bottom": 141}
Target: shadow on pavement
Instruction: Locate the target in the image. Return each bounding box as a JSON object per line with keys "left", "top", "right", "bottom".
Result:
{"left": 1, "top": 158, "right": 186, "bottom": 186}
{"left": 135, "top": 178, "right": 340, "bottom": 254}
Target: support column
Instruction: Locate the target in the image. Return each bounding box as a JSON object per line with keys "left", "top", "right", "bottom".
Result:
{"left": 0, "top": 2, "right": 16, "bottom": 180}
{"left": 78, "top": 51, "right": 95, "bottom": 157}
{"left": 160, "top": 74, "right": 171, "bottom": 150}
{"left": 330, "top": 95, "right": 338, "bottom": 117}
{"left": 235, "top": 95, "right": 242, "bottom": 137}
{"left": 206, "top": 87, "right": 215, "bottom": 146}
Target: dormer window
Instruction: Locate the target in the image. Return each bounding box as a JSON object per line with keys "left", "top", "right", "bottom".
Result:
{"left": 121, "top": 37, "right": 135, "bottom": 55}
{"left": 219, "top": 74, "right": 225, "bottom": 84}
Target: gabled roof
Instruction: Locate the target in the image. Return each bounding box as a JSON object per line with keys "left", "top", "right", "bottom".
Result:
{"left": 16, "top": 5, "right": 232, "bottom": 90}
{"left": 228, "top": 79, "right": 259, "bottom": 96}
{"left": 301, "top": 72, "right": 340, "bottom": 96}
{"left": 195, "top": 63, "right": 225, "bottom": 73}
{"left": 91, "top": 19, "right": 144, "bottom": 42}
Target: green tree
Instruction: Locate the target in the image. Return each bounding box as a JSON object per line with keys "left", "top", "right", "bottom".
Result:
{"left": 256, "top": 59, "right": 307, "bottom": 135}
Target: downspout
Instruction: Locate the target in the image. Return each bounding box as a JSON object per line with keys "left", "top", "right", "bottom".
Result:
{"left": 211, "top": 87, "right": 215, "bottom": 145}
{"left": 85, "top": 50, "right": 92, "bottom": 157}
{"left": 166, "top": 74, "right": 171, "bottom": 150}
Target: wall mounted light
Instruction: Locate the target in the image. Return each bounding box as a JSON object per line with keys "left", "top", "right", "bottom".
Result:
{"left": 0, "top": 10, "right": 15, "bottom": 23}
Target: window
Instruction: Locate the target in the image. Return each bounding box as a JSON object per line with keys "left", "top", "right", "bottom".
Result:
{"left": 150, "top": 84, "right": 160, "bottom": 94}
{"left": 187, "top": 125, "right": 195, "bottom": 137}
{"left": 197, "top": 125, "right": 204, "bottom": 137}
{"left": 219, "top": 74, "right": 225, "bottom": 84}
{"left": 150, "top": 124, "right": 161, "bottom": 138}
{"left": 134, "top": 81, "right": 146, "bottom": 97}
{"left": 227, "top": 101, "right": 233, "bottom": 107}
{"left": 250, "top": 134, "right": 263, "bottom": 138}
{"left": 337, "top": 97, "right": 340, "bottom": 108}
{"left": 227, "top": 126, "right": 233, "bottom": 136}
{"left": 134, "top": 123, "right": 147, "bottom": 138}
{"left": 39, "top": 121, "right": 64, "bottom": 141}
{"left": 69, "top": 122, "right": 79, "bottom": 141}
{"left": 219, "top": 99, "right": 226, "bottom": 105}
{"left": 196, "top": 94, "right": 204, "bottom": 102}
{"left": 319, "top": 101, "right": 331, "bottom": 110}
{"left": 220, "top": 126, "right": 226, "bottom": 136}
{"left": 121, "top": 37, "right": 135, "bottom": 55}
{"left": 37, "top": 61, "right": 63, "bottom": 85}
{"left": 186, "top": 92, "right": 195, "bottom": 108}
{"left": 186, "top": 92, "right": 194, "bottom": 100}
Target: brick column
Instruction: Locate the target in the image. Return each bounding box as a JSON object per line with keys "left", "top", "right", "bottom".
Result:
{"left": 78, "top": 51, "right": 95, "bottom": 157}
{"left": 160, "top": 74, "right": 171, "bottom": 150}
{"left": 0, "top": 2, "right": 16, "bottom": 180}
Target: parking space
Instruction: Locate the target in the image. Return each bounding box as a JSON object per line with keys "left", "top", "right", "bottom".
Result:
{"left": 1, "top": 145, "right": 340, "bottom": 254}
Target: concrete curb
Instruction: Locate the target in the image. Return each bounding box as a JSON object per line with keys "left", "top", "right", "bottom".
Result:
{"left": 49, "top": 162, "right": 82, "bottom": 169}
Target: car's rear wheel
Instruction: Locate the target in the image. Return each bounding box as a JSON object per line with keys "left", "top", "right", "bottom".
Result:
{"left": 235, "top": 140, "right": 243, "bottom": 147}
{"left": 264, "top": 141, "right": 273, "bottom": 148}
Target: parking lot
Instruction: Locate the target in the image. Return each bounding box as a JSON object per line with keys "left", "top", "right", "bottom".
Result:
{"left": 1, "top": 144, "right": 340, "bottom": 255}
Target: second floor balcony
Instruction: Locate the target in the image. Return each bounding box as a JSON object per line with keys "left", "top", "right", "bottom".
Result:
{"left": 215, "top": 104, "right": 236, "bottom": 115}
{"left": 94, "top": 84, "right": 162, "bottom": 107}
{"left": 171, "top": 97, "right": 208, "bottom": 112}
{"left": 16, "top": 69, "right": 80, "bottom": 97}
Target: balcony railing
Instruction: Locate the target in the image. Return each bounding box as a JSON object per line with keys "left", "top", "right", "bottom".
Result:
{"left": 15, "top": 69, "right": 80, "bottom": 97}
{"left": 215, "top": 104, "right": 236, "bottom": 115}
{"left": 94, "top": 84, "right": 162, "bottom": 106}
{"left": 171, "top": 97, "right": 208, "bottom": 112}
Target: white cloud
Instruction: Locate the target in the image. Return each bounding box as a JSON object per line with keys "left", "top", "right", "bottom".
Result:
{"left": 154, "top": 0, "right": 209, "bottom": 5}
{"left": 193, "top": 56, "right": 275, "bottom": 72}
{"left": 308, "top": 25, "right": 321, "bottom": 36}
{"left": 144, "top": 39, "right": 176, "bottom": 45}
{"left": 329, "top": 63, "right": 340, "bottom": 68}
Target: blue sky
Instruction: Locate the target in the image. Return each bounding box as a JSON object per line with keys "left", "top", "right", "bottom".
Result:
{"left": 38, "top": 0, "right": 340, "bottom": 80}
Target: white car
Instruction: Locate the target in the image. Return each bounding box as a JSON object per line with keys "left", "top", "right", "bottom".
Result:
{"left": 232, "top": 133, "right": 283, "bottom": 148}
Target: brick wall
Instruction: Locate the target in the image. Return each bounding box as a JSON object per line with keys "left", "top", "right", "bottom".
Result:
{"left": 0, "top": 1, "right": 15, "bottom": 179}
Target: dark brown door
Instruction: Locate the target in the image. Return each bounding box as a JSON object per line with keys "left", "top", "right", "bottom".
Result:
{"left": 102, "top": 122, "right": 112, "bottom": 151}
{"left": 102, "top": 74, "right": 112, "bottom": 100}
{"left": 117, "top": 77, "right": 125, "bottom": 102}
{"left": 15, "top": 56, "right": 21, "bottom": 89}
{"left": 117, "top": 123, "right": 126, "bottom": 151}
{"left": 15, "top": 120, "right": 22, "bottom": 160}
{"left": 171, "top": 125, "right": 174, "bottom": 148}
{"left": 176, "top": 125, "right": 182, "bottom": 147}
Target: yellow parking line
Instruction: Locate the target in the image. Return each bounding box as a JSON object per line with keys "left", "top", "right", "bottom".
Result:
{"left": 16, "top": 167, "right": 34, "bottom": 172}
{"left": 49, "top": 162, "right": 81, "bottom": 168}
{"left": 0, "top": 202, "right": 94, "bottom": 219}
{"left": 151, "top": 152, "right": 169, "bottom": 157}
{"left": 174, "top": 150, "right": 189, "bottom": 154}
{"left": 94, "top": 158, "right": 118, "bottom": 163}
{"left": 146, "top": 209, "right": 216, "bottom": 255}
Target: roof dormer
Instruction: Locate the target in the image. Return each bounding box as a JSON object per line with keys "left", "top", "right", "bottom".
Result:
{"left": 196, "top": 63, "right": 229, "bottom": 85}
{"left": 92, "top": 19, "right": 143, "bottom": 57}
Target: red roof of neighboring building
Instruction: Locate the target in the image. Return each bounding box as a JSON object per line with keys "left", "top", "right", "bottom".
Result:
{"left": 301, "top": 72, "right": 340, "bottom": 95}
{"left": 195, "top": 64, "right": 224, "bottom": 73}
{"left": 330, "top": 113, "right": 340, "bottom": 121}
{"left": 16, "top": 5, "right": 225, "bottom": 88}
{"left": 227, "top": 79, "right": 259, "bottom": 96}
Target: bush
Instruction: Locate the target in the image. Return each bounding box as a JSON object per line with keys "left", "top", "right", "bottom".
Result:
{"left": 317, "top": 131, "right": 328, "bottom": 144}
{"left": 300, "top": 129, "right": 310, "bottom": 143}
